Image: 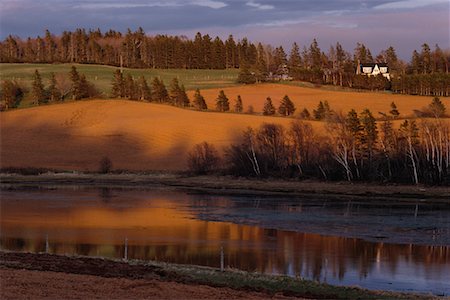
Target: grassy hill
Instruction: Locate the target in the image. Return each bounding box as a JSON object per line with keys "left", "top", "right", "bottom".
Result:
{"left": 2, "top": 97, "right": 448, "bottom": 172}
{"left": 0, "top": 100, "right": 299, "bottom": 172}
{"left": 188, "top": 84, "right": 447, "bottom": 118}
{"left": 0, "top": 63, "right": 239, "bottom": 95}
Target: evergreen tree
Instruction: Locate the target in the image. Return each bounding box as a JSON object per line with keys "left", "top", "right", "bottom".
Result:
{"left": 255, "top": 43, "right": 268, "bottom": 82}
{"left": 272, "top": 46, "right": 287, "bottom": 74}
{"left": 234, "top": 95, "right": 243, "bottom": 113}
{"left": 278, "top": 95, "right": 296, "bottom": 116}
{"left": 288, "top": 42, "right": 302, "bottom": 69}
{"left": 263, "top": 97, "right": 276, "bottom": 115}
{"left": 169, "top": 78, "right": 182, "bottom": 105}
{"left": 169, "top": 78, "right": 189, "bottom": 106}
{"left": 346, "top": 109, "right": 362, "bottom": 135}
{"left": 428, "top": 97, "right": 446, "bottom": 117}
{"left": 32, "top": 69, "right": 46, "bottom": 104}
{"left": 237, "top": 64, "right": 256, "bottom": 84}
{"left": 313, "top": 100, "right": 332, "bottom": 120}
{"left": 359, "top": 109, "right": 378, "bottom": 166}
{"left": 48, "top": 72, "right": 61, "bottom": 102}
{"left": 78, "top": 74, "right": 90, "bottom": 99}
{"left": 137, "top": 75, "right": 151, "bottom": 101}
{"left": 389, "top": 102, "right": 400, "bottom": 118}
{"left": 299, "top": 108, "right": 311, "bottom": 119}
{"left": 124, "top": 74, "right": 137, "bottom": 100}
{"left": 193, "top": 88, "right": 207, "bottom": 110}
{"left": 151, "top": 77, "right": 169, "bottom": 102}
{"left": 69, "top": 66, "right": 81, "bottom": 100}
{"left": 111, "top": 70, "right": 124, "bottom": 98}
{"left": 179, "top": 84, "right": 190, "bottom": 107}
{"left": 216, "top": 90, "right": 230, "bottom": 112}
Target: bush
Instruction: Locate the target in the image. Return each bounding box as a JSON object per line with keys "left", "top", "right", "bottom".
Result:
{"left": 99, "top": 157, "right": 113, "bottom": 174}
{"left": 188, "top": 142, "right": 220, "bottom": 174}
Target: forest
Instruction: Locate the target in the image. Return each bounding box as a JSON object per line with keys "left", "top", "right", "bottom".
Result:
{"left": 0, "top": 28, "right": 449, "bottom": 96}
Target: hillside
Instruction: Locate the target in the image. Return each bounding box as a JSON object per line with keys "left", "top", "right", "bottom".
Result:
{"left": 0, "top": 100, "right": 299, "bottom": 171}
{"left": 189, "top": 84, "right": 446, "bottom": 117}
{"left": 0, "top": 63, "right": 239, "bottom": 97}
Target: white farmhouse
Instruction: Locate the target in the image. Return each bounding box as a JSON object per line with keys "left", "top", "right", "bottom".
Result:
{"left": 356, "top": 63, "right": 390, "bottom": 80}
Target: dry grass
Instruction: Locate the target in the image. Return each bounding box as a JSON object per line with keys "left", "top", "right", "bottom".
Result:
{"left": 1, "top": 100, "right": 301, "bottom": 171}
{"left": 188, "top": 83, "right": 449, "bottom": 117}
{"left": 2, "top": 83, "right": 448, "bottom": 172}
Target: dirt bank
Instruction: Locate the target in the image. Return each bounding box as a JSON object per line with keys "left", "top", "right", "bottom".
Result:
{"left": 0, "top": 252, "right": 429, "bottom": 300}
{"left": 1, "top": 173, "right": 449, "bottom": 202}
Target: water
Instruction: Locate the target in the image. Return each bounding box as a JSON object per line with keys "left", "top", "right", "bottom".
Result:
{"left": 1, "top": 187, "right": 449, "bottom": 295}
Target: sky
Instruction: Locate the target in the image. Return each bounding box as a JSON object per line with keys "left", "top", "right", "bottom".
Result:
{"left": 0, "top": 0, "right": 449, "bottom": 60}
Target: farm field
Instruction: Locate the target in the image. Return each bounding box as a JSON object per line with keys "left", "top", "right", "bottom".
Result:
{"left": 0, "top": 100, "right": 301, "bottom": 171}
{"left": 2, "top": 94, "right": 448, "bottom": 172}
{"left": 188, "top": 83, "right": 447, "bottom": 118}
{"left": 0, "top": 63, "right": 239, "bottom": 95}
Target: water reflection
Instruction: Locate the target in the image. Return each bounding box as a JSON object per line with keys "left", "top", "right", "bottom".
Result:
{"left": 0, "top": 188, "right": 449, "bottom": 295}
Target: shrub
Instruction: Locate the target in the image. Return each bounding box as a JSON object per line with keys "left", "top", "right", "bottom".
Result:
{"left": 99, "top": 156, "right": 113, "bottom": 174}
{"left": 188, "top": 142, "right": 220, "bottom": 174}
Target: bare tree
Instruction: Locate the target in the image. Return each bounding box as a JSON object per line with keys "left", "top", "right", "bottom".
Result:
{"left": 188, "top": 142, "right": 220, "bottom": 174}
{"left": 55, "top": 73, "right": 71, "bottom": 100}
{"left": 326, "top": 114, "right": 353, "bottom": 181}
{"left": 400, "top": 120, "right": 420, "bottom": 184}
{"left": 289, "top": 121, "right": 314, "bottom": 175}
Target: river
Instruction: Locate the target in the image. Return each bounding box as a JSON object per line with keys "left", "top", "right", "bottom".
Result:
{"left": 1, "top": 187, "right": 449, "bottom": 296}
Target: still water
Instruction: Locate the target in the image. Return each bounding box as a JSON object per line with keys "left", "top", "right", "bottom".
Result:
{"left": 1, "top": 187, "right": 449, "bottom": 295}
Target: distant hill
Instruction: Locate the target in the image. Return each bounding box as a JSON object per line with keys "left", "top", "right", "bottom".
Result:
{"left": 0, "top": 63, "right": 239, "bottom": 98}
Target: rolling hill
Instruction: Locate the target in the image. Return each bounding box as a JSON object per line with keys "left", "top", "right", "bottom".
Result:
{"left": 187, "top": 83, "right": 446, "bottom": 118}
{"left": 0, "top": 100, "right": 299, "bottom": 171}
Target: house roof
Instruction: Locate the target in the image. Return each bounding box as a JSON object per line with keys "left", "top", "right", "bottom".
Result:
{"left": 360, "top": 63, "right": 388, "bottom": 68}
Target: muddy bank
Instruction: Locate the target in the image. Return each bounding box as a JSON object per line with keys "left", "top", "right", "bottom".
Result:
{"left": 0, "top": 251, "right": 431, "bottom": 299}
{"left": 1, "top": 173, "right": 449, "bottom": 202}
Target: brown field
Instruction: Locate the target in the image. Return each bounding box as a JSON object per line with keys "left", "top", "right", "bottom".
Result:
{"left": 1, "top": 100, "right": 301, "bottom": 171}
{"left": 2, "top": 83, "right": 448, "bottom": 172}
{"left": 188, "top": 83, "right": 448, "bottom": 116}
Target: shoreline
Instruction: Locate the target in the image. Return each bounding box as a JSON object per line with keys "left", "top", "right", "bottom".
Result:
{"left": 1, "top": 172, "right": 449, "bottom": 202}
{"left": 0, "top": 251, "right": 435, "bottom": 299}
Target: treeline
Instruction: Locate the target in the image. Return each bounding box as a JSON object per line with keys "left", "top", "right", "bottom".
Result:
{"left": 0, "top": 28, "right": 250, "bottom": 69}
{"left": 0, "top": 66, "right": 98, "bottom": 110}
{"left": 189, "top": 98, "right": 449, "bottom": 185}
{"left": 1, "top": 28, "right": 449, "bottom": 95}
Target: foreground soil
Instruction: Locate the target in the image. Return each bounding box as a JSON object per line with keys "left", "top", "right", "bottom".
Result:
{"left": 1, "top": 268, "right": 293, "bottom": 300}
{"left": 0, "top": 252, "right": 426, "bottom": 300}
{"left": 0, "top": 252, "right": 285, "bottom": 300}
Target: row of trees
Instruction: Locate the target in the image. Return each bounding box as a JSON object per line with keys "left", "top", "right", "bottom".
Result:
{"left": 0, "top": 29, "right": 256, "bottom": 69}
{"left": 108, "top": 71, "right": 300, "bottom": 116}
{"left": 189, "top": 99, "right": 449, "bottom": 185}
{"left": 0, "top": 66, "right": 97, "bottom": 110}
{"left": 2, "top": 29, "right": 449, "bottom": 95}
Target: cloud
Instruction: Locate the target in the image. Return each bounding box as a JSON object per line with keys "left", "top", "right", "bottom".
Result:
{"left": 246, "top": 1, "right": 274, "bottom": 10}
{"left": 192, "top": 0, "right": 227, "bottom": 9}
{"left": 72, "top": 0, "right": 227, "bottom": 10}
{"left": 374, "top": 0, "right": 448, "bottom": 10}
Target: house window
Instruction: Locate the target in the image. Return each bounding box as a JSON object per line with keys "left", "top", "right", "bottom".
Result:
{"left": 362, "top": 67, "right": 372, "bottom": 73}
{"left": 380, "top": 67, "right": 388, "bottom": 73}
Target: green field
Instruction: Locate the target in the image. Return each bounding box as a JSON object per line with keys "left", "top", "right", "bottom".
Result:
{"left": 0, "top": 63, "right": 240, "bottom": 95}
